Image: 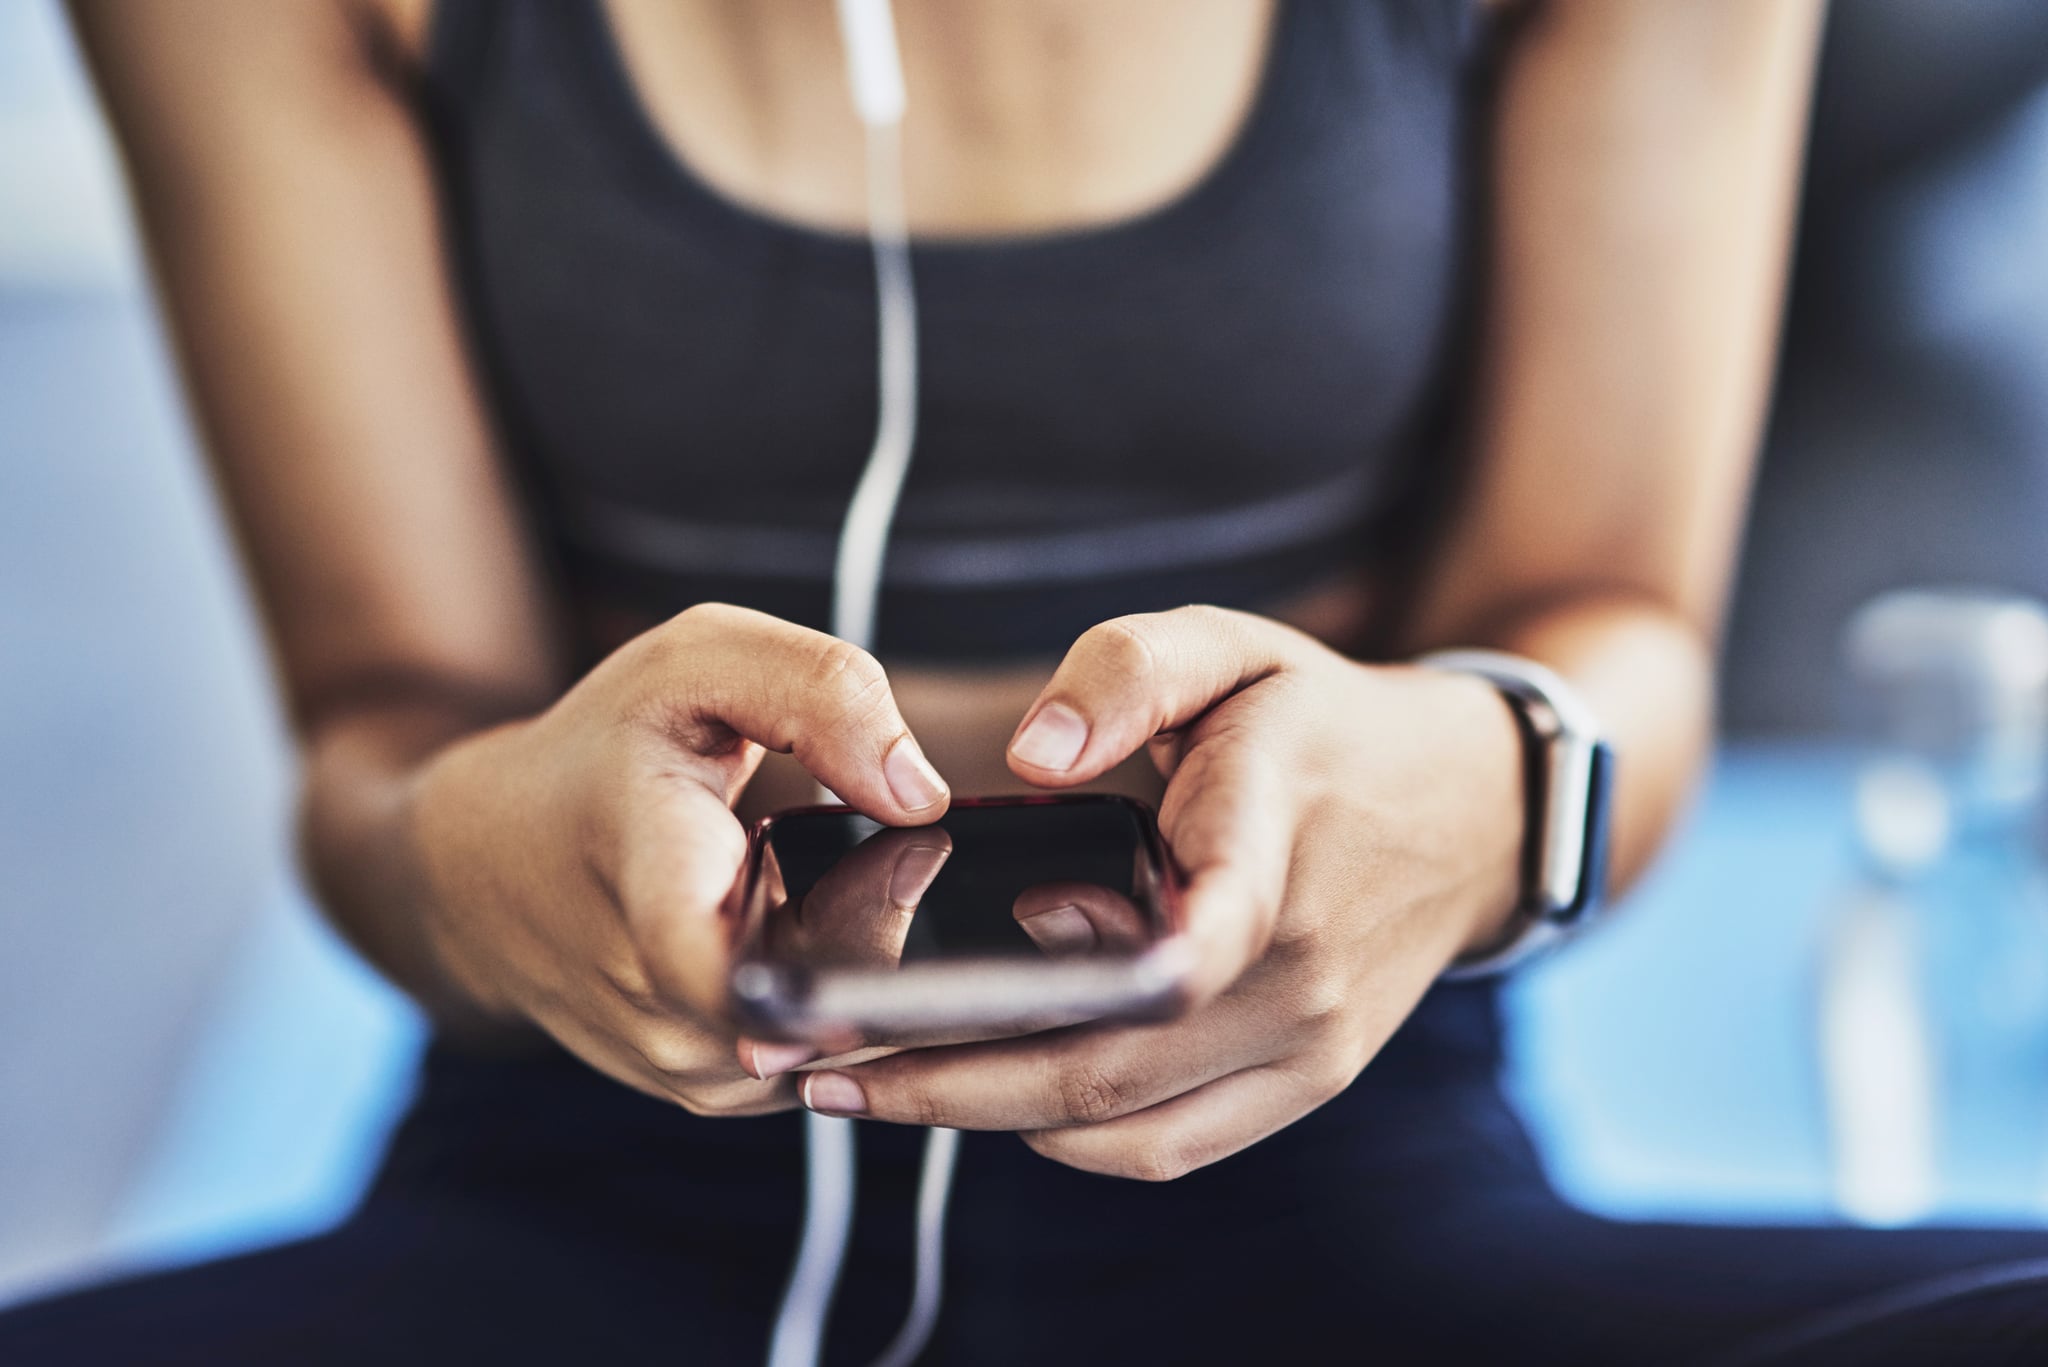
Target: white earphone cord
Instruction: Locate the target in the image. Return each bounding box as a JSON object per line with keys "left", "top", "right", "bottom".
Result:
{"left": 765, "top": 5, "right": 961, "bottom": 1366}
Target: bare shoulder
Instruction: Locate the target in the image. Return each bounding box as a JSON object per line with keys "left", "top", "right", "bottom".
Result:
{"left": 1501, "top": 0, "right": 1826, "bottom": 52}
{"left": 360, "top": 0, "right": 435, "bottom": 71}
{"left": 65, "top": 0, "right": 403, "bottom": 96}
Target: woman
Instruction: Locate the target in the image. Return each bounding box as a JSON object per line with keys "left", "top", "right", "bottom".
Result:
{"left": 12, "top": 0, "right": 2048, "bottom": 1362}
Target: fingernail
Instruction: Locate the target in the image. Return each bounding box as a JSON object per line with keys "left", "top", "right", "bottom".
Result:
{"left": 888, "top": 843, "right": 949, "bottom": 906}
{"left": 1018, "top": 903, "right": 1099, "bottom": 955}
{"left": 746, "top": 1040, "right": 820, "bottom": 1080}
{"left": 1011, "top": 702, "right": 1089, "bottom": 772}
{"left": 884, "top": 738, "right": 948, "bottom": 812}
{"left": 802, "top": 1071, "right": 867, "bottom": 1117}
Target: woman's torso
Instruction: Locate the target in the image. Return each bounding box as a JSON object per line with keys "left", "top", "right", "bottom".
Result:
{"left": 405, "top": 0, "right": 1482, "bottom": 814}
{"left": 361, "top": 4, "right": 1507, "bottom": 1340}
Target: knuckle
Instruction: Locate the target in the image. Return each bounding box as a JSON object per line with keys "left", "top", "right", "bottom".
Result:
{"left": 631, "top": 1027, "right": 704, "bottom": 1080}
{"left": 1052, "top": 1059, "right": 1132, "bottom": 1126}
{"left": 805, "top": 639, "right": 891, "bottom": 713}
{"left": 1260, "top": 880, "right": 1326, "bottom": 953}
{"left": 1290, "top": 965, "right": 1352, "bottom": 1030}
{"left": 623, "top": 933, "right": 691, "bottom": 1003}
{"left": 1018, "top": 1127, "right": 1108, "bottom": 1178}
{"left": 1311, "top": 1051, "right": 1361, "bottom": 1102}
{"left": 855, "top": 1058, "right": 943, "bottom": 1128}
{"left": 910, "top": 1089, "right": 946, "bottom": 1129}
{"left": 599, "top": 952, "right": 664, "bottom": 1016}
{"left": 1248, "top": 661, "right": 1307, "bottom": 709}
{"left": 1170, "top": 602, "right": 1232, "bottom": 634}
{"left": 883, "top": 1078, "right": 944, "bottom": 1129}
{"left": 1170, "top": 603, "right": 1249, "bottom": 661}
{"left": 1286, "top": 1048, "right": 1361, "bottom": 1108}
{"left": 1019, "top": 1128, "right": 1070, "bottom": 1166}
{"left": 1083, "top": 617, "right": 1163, "bottom": 683}
{"left": 650, "top": 603, "right": 729, "bottom": 667}
{"left": 627, "top": 606, "right": 742, "bottom": 730}
{"left": 672, "top": 601, "right": 742, "bottom": 637}
{"left": 1018, "top": 1125, "right": 1199, "bottom": 1182}
{"left": 667, "top": 1085, "right": 718, "bottom": 1117}
{"left": 672, "top": 1075, "right": 780, "bottom": 1119}
{"left": 1124, "top": 1138, "right": 1198, "bottom": 1184}
{"left": 625, "top": 624, "right": 685, "bottom": 691}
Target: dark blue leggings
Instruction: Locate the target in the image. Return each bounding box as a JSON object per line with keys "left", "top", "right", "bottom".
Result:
{"left": 4, "top": 1010, "right": 2046, "bottom": 1366}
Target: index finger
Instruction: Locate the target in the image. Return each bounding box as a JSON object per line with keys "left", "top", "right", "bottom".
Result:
{"left": 1006, "top": 606, "right": 1308, "bottom": 787}
{"left": 1154, "top": 727, "right": 1296, "bottom": 1003}
{"left": 664, "top": 604, "right": 951, "bottom": 825}
{"left": 613, "top": 771, "right": 755, "bottom": 1016}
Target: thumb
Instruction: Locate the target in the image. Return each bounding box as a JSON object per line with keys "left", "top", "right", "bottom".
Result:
{"left": 1007, "top": 606, "right": 1304, "bottom": 788}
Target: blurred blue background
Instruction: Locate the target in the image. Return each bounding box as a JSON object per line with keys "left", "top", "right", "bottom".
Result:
{"left": 3, "top": 0, "right": 2047, "bottom": 1310}
{"left": 0, "top": 1, "right": 424, "bottom": 1307}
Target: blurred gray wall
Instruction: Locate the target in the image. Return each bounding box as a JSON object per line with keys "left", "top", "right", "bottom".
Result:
{"left": 1721, "top": 0, "right": 2048, "bottom": 732}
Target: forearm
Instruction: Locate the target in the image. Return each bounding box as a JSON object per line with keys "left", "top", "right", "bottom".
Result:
{"left": 72, "top": 0, "right": 572, "bottom": 1026}
{"left": 1386, "top": 0, "right": 1823, "bottom": 904}
{"left": 298, "top": 701, "right": 533, "bottom": 1038}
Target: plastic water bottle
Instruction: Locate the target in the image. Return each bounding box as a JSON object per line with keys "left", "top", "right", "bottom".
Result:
{"left": 1822, "top": 589, "right": 2048, "bottom": 1224}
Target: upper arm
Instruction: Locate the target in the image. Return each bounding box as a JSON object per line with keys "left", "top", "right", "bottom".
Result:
{"left": 69, "top": 0, "right": 564, "bottom": 733}
{"left": 1410, "top": 0, "right": 1827, "bottom": 647}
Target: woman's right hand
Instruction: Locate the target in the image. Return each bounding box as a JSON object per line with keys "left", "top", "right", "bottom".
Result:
{"left": 405, "top": 603, "right": 951, "bottom": 1115}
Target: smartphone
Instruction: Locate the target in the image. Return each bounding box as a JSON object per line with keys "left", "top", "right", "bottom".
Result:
{"left": 728, "top": 794, "right": 1192, "bottom": 1045}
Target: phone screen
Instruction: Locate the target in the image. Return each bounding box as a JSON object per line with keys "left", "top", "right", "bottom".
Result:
{"left": 731, "top": 796, "right": 1183, "bottom": 1040}
{"left": 746, "top": 796, "right": 1172, "bottom": 965}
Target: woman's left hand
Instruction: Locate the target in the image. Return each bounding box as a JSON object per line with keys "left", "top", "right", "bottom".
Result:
{"left": 788, "top": 606, "right": 1529, "bottom": 1180}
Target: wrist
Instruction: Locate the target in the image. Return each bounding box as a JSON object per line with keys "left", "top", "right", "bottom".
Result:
{"left": 1417, "top": 648, "right": 1618, "bottom": 977}
{"left": 1395, "top": 666, "right": 1528, "bottom": 964}
{"left": 316, "top": 712, "right": 548, "bottom": 1043}
{"left": 402, "top": 722, "right": 545, "bottom": 1028}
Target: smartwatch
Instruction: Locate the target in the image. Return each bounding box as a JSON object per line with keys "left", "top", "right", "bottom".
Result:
{"left": 1418, "top": 650, "right": 1616, "bottom": 978}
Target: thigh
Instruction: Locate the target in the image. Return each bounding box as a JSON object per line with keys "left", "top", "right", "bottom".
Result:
{"left": 1714, "top": 1272, "right": 2048, "bottom": 1366}
{"left": 0, "top": 1046, "right": 808, "bottom": 1366}
{"left": 0, "top": 1195, "right": 776, "bottom": 1367}
{"left": 1432, "top": 1191, "right": 2048, "bottom": 1366}
{"left": 933, "top": 1062, "right": 2048, "bottom": 1366}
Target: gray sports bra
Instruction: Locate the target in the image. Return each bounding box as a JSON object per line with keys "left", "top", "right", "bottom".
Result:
{"left": 421, "top": 0, "right": 1487, "bottom": 661}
